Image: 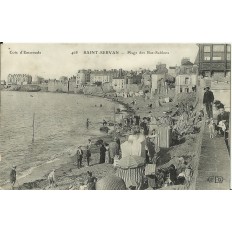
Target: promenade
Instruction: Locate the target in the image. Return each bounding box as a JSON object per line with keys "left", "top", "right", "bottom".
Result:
{"left": 196, "top": 125, "right": 230, "bottom": 190}
{"left": 194, "top": 80, "right": 230, "bottom": 190}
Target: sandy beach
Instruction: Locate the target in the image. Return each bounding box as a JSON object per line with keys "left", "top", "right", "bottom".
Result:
{"left": 1, "top": 88, "right": 204, "bottom": 190}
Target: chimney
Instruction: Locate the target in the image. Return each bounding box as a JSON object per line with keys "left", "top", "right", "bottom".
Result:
{"left": 119, "top": 68, "right": 123, "bottom": 77}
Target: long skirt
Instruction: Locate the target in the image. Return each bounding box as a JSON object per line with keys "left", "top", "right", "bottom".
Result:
{"left": 99, "top": 153, "right": 106, "bottom": 164}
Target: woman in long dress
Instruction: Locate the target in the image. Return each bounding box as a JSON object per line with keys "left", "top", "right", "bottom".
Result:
{"left": 99, "top": 144, "right": 106, "bottom": 164}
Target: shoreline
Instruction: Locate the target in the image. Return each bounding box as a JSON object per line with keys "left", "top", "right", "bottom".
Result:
{"left": 0, "top": 91, "right": 131, "bottom": 189}
{"left": 1, "top": 89, "right": 202, "bottom": 190}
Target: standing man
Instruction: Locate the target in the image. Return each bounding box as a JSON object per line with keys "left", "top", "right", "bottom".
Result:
{"left": 10, "top": 166, "right": 17, "bottom": 189}
{"left": 86, "top": 140, "right": 92, "bottom": 166}
{"left": 76, "top": 146, "right": 83, "bottom": 168}
{"left": 203, "top": 87, "right": 214, "bottom": 119}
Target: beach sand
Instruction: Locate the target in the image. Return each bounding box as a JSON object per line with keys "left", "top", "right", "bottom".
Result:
{"left": 3, "top": 90, "right": 201, "bottom": 190}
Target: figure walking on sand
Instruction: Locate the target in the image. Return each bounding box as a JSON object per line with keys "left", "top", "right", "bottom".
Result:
{"left": 10, "top": 166, "right": 17, "bottom": 189}
{"left": 86, "top": 118, "right": 90, "bottom": 129}
{"left": 76, "top": 146, "right": 83, "bottom": 168}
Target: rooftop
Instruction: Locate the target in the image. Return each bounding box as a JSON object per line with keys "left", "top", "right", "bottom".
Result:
{"left": 182, "top": 60, "right": 193, "bottom": 66}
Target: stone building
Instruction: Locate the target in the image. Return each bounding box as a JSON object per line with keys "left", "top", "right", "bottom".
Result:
{"left": 33, "top": 76, "right": 44, "bottom": 84}
{"left": 7, "top": 74, "right": 32, "bottom": 85}
{"left": 90, "top": 69, "right": 119, "bottom": 85}
{"left": 112, "top": 76, "right": 126, "bottom": 91}
{"left": 76, "top": 69, "right": 91, "bottom": 87}
{"left": 175, "top": 74, "right": 198, "bottom": 94}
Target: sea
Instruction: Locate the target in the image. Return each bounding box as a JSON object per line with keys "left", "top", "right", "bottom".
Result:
{"left": 0, "top": 91, "right": 124, "bottom": 186}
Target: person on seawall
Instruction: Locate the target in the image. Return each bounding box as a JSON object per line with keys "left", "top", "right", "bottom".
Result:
{"left": 216, "top": 104, "right": 230, "bottom": 152}
{"left": 203, "top": 87, "right": 214, "bottom": 119}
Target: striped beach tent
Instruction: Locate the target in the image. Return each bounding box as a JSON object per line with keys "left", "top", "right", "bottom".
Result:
{"left": 116, "top": 156, "right": 146, "bottom": 188}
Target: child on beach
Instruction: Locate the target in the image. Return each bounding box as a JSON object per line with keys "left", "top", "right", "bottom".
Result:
{"left": 48, "top": 169, "right": 56, "bottom": 188}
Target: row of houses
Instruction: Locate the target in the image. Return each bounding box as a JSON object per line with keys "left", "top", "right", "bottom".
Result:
{"left": 74, "top": 58, "right": 200, "bottom": 94}
{"left": 7, "top": 74, "right": 32, "bottom": 85}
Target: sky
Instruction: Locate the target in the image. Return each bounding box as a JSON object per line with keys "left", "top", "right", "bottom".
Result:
{"left": 1, "top": 43, "right": 199, "bottom": 80}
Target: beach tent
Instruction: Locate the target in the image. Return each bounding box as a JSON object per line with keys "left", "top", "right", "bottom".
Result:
{"left": 117, "top": 155, "right": 145, "bottom": 169}
{"left": 96, "top": 175, "right": 127, "bottom": 190}
{"left": 121, "top": 135, "right": 141, "bottom": 157}
{"left": 158, "top": 126, "right": 172, "bottom": 148}
{"left": 116, "top": 156, "right": 146, "bottom": 188}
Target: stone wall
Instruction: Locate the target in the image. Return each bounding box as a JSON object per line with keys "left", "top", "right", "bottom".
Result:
{"left": 47, "top": 80, "right": 76, "bottom": 93}
{"left": 48, "top": 80, "right": 68, "bottom": 92}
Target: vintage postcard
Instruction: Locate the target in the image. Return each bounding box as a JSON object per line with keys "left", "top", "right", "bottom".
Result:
{"left": 0, "top": 43, "right": 230, "bottom": 190}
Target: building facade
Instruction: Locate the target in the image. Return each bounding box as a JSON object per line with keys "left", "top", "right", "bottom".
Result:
{"left": 90, "top": 69, "right": 119, "bottom": 85}
{"left": 76, "top": 70, "right": 90, "bottom": 87}
{"left": 175, "top": 74, "right": 198, "bottom": 94}
{"left": 33, "top": 76, "right": 44, "bottom": 84}
{"left": 7, "top": 74, "right": 32, "bottom": 85}
{"left": 112, "top": 76, "right": 126, "bottom": 91}
{"left": 196, "top": 44, "right": 231, "bottom": 77}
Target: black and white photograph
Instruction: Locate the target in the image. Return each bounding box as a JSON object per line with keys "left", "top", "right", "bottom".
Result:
{"left": 0, "top": 43, "right": 230, "bottom": 190}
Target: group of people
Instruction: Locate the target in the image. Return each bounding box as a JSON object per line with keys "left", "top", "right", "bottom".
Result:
{"left": 99, "top": 137, "right": 121, "bottom": 164}
{"left": 203, "top": 87, "right": 230, "bottom": 151}
{"left": 137, "top": 161, "right": 193, "bottom": 190}
{"left": 76, "top": 139, "right": 92, "bottom": 168}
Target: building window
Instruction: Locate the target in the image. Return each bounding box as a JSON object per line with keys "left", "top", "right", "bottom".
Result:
{"left": 212, "top": 45, "right": 225, "bottom": 60}
{"left": 212, "top": 52, "right": 224, "bottom": 61}
{"left": 204, "top": 46, "right": 211, "bottom": 52}
{"left": 185, "top": 77, "right": 190, "bottom": 85}
{"left": 204, "top": 53, "right": 211, "bottom": 61}
{"left": 227, "top": 45, "right": 231, "bottom": 52}
{"left": 213, "top": 45, "right": 224, "bottom": 52}
{"left": 227, "top": 53, "right": 231, "bottom": 60}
